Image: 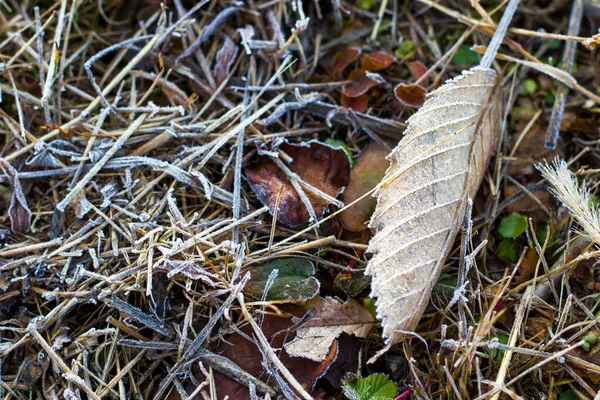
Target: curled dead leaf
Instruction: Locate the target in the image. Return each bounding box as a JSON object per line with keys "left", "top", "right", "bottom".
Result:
{"left": 362, "top": 52, "right": 395, "bottom": 72}
{"left": 343, "top": 69, "right": 380, "bottom": 98}
{"left": 394, "top": 83, "right": 427, "bottom": 108}
{"left": 406, "top": 60, "right": 428, "bottom": 80}
{"left": 198, "top": 307, "right": 337, "bottom": 400}
{"left": 245, "top": 140, "right": 350, "bottom": 227}
{"left": 368, "top": 66, "right": 503, "bottom": 358}
{"left": 340, "top": 93, "right": 369, "bottom": 113}
{"left": 213, "top": 34, "right": 238, "bottom": 85}
{"left": 340, "top": 142, "right": 390, "bottom": 232}
{"left": 0, "top": 159, "right": 31, "bottom": 233}
{"left": 330, "top": 47, "right": 361, "bottom": 78}
{"left": 284, "top": 297, "right": 375, "bottom": 362}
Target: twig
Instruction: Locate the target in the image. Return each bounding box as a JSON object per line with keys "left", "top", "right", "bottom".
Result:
{"left": 545, "top": 0, "right": 583, "bottom": 149}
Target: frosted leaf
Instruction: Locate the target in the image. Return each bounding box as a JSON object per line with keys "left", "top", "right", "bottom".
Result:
{"left": 365, "top": 0, "right": 522, "bottom": 361}
{"left": 0, "top": 159, "right": 32, "bottom": 233}
{"left": 366, "top": 67, "right": 502, "bottom": 358}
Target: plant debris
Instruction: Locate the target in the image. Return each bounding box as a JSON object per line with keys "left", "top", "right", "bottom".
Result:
{"left": 1, "top": 0, "right": 600, "bottom": 398}
{"left": 245, "top": 140, "right": 350, "bottom": 227}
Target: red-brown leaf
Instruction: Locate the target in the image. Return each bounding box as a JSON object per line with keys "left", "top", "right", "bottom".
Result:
{"left": 340, "top": 93, "right": 368, "bottom": 113}
{"left": 406, "top": 60, "right": 428, "bottom": 80}
{"left": 213, "top": 35, "right": 238, "bottom": 85}
{"left": 362, "top": 51, "right": 395, "bottom": 71}
{"left": 0, "top": 159, "right": 31, "bottom": 233}
{"left": 394, "top": 82, "right": 427, "bottom": 108}
{"left": 330, "top": 48, "right": 361, "bottom": 78}
{"left": 245, "top": 141, "right": 350, "bottom": 227}
{"left": 342, "top": 69, "right": 379, "bottom": 98}
{"left": 339, "top": 142, "right": 390, "bottom": 231}
{"left": 193, "top": 307, "right": 337, "bottom": 400}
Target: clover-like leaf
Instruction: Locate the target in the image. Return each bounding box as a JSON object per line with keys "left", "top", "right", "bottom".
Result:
{"left": 498, "top": 212, "right": 527, "bottom": 238}
{"left": 244, "top": 258, "right": 320, "bottom": 301}
{"left": 342, "top": 373, "right": 397, "bottom": 400}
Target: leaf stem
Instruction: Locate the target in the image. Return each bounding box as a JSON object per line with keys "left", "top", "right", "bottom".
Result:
{"left": 480, "top": 0, "right": 521, "bottom": 69}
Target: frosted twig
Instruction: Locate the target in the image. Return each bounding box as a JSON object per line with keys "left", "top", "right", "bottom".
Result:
{"left": 153, "top": 276, "right": 249, "bottom": 400}
{"left": 163, "top": 206, "right": 269, "bottom": 257}
{"left": 238, "top": 293, "right": 312, "bottom": 400}
{"left": 490, "top": 287, "right": 532, "bottom": 400}
{"left": 28, "top": 322, "right": 101, "bottom": 400}
{"left": 57, "top": 113, "right": 148, "bottom": 212}
{"left": 84, "top": 35, "right": 154, "bottom": 111}
{"left": 6, "top": 28, "right": 164, "bottom": 162}
{"left": 545, "top": 0, "right": 583, "bottom": 149}
{"left": 175, "top": 6, "right": 241, "bottom": 62}
{"left": 41, "top": 0, "right": 68, "bottom": 104}
{"left": 480, "top": 0, "right": 521, "bottom": 69}
{"left": 6, "top": 71, "right": 26, "bottom": 141}
{"left": 56, "top": 0, "right": 80, "bottom": 115}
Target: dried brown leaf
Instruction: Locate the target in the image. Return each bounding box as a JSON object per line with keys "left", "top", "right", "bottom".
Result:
{"left": 205, "top": 308, "right": 337, "bottom": 400}
{"left": 245, "top": 141, "right": 350, "bottom": 227}
{"left": 342, "top": 69, "right": 379, "bottom": 98}
{"left": 362, "top": 52, "right": 395, "bottom": 72}
{"left": 340, "top": 93, "right": 368, "bottom": 113}
{"left": 0, "top": 159, "right": 31, "bottom": 233}
{"left": 367, "top": 67, "right": 502, "bottom": 358}
{"left": 340, "top": 142, "right": 390, "bottom": 231}
{"left": 284, "top": 297, "right": 375, "bottom": 362}
{"left": 330, "top": 48, "right": 361, "bottom": 78}
{"left": 213, "top": 35, "right": 238, "bottom": 85}
{"left": 394, "top": 83, "right": 427, "bottom": 108}
{"left": 407, "top": 60, "right": 428, "bottom": 80}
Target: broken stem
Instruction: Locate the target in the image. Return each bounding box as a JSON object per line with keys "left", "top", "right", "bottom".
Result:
{"left": 480, "top": 0, "right": 521, "bottom": 69}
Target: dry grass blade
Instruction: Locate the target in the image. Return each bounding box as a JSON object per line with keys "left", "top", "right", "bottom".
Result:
{"left": 365, "top": 0, "right": 520, "bottom": 359}
{"left": 537, "top": 159, "right": 600, "bottom": 246}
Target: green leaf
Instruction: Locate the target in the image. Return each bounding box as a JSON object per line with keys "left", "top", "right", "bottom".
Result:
{"left": 583, "top": 332, "right": 598, "bottom": 351}
{"left": 498, "top": 239, "right": 519, "bottom": 262}
{"left": 523, "top": 79, "right": 537, "bottom": 94}
{"left": 325, "top": 139, "right": 354, "bottom": 166}
{"left": 343, "top": 373, "right": 397, "bottom": 400}
{"left": 357, "top": 0, "right": 377, "bottom": 10}
{"left": 434, "top": 273, "right": 458, "bottom": 294}
{"left": 244, "top": 258, "right": 320, "bottom": 301}
{"left": 558, "top": 390, "right": 580, "bottom": 400}
{"left": 394, "top": 40, "right": 414, "bottom": 58}
{"left": 490, "top": 334, "right": 509, "bottom": 361}
{"left": 541, "top": 56, "right": 556, "bottom": 66}
{"left": 544, "top": 89, "right": 556, "bottom": 103}
{"left": 453, "top": 45, "right": 480, "bottom": 66}
{"left": 361, "top": 297, "right": 378, "bottom": 320}
{"left": 548, "top": 39, "right": 561, "bottom": 50}
{"left": 498, "top": 213, "right": 527, "bottom": 238}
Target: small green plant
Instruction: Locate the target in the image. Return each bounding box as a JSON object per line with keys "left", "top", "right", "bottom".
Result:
{"left": 453, "top": 45, "right": 480, "bottom": 66}
{"left": 497, "top": 213, "right": 528, "bottom": 261}
{"left": 498, "top": 213, "right": 527, "bottom": 238}
{"left": 582, "top": 332, "right": 598, "bottom": 351}
{"left": 342, "top": 373, "right": 397, "bottom": 400}
{"left": 497, "top": 239, "right": 519, "bottom": 262}
{"left": 523, "top": 79, "right": 537, "bottom": 94}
